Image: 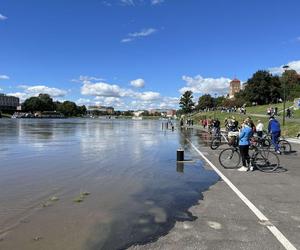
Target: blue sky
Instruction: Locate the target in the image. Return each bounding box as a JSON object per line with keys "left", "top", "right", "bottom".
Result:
{"left": 1, "top": 0, "right": 300, "bottom": 110}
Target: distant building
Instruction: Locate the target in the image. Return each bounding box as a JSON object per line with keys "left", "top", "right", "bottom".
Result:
{"left": 87, "top": 105, "right": 114, "bottom": 116}
{"left": 229, "top": 78, "right": 241, "bottom": 99}
{"left": 0, "top": 93, "right": 20, "bottom": 110}
{"left": 149, "top": 109, "right": 176, "bottom": 117}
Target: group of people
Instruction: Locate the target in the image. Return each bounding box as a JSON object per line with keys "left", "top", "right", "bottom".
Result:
{"left": 237, "top": 116, "right": 281, "bottom": 172}
{"left": 267, "top": 106, "right": 278, "bottom": 116}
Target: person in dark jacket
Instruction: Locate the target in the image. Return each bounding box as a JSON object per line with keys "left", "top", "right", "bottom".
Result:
{"left": 268, "top": 116, "right": 281, "bottom": 154}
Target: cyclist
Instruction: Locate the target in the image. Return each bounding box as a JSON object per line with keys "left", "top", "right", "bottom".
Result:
{"left": 268, "top": 116, "right": 281, "bottom": 154}
{"left": 238, "top": 120, "right": 253, "bottom": 172}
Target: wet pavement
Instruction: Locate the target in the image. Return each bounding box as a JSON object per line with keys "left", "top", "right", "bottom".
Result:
{"left": 130, "top": 127, "right": 300, "bottom": 250}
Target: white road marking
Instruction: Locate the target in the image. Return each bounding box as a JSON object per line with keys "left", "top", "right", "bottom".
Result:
{"left": 186, "top": 138, "right": 297, "bottom": 250}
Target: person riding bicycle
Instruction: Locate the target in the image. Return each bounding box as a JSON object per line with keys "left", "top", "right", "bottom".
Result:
{"left": 268, "top": 116, "right": 281, "bottom": 154}
{"left": 238, "top": 120, "right": 253, "bottom": 172}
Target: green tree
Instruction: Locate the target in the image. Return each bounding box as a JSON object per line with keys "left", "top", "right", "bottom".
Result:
{"left": 56, "top": 101, "right": 78, "bottom": 117}
{"left": 241, "top": 70, "right": 281, "bottom": 104}
{"left": 23, "top": 97, "right": 46, "bottom": 112}
{"left": 196, "top": 94, "right": 214, "bottom": 110}
{"left": 38, "top": 94, "right": 54, "bottom": 111}
{"left": 281, "top": 70, "right": 300, "bottom": 100}
{"left": 179, "top": 91, "right": 195, "bottom": 113}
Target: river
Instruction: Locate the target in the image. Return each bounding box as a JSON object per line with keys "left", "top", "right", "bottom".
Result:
{"left": 0, "top": 118, "right": 219, "bottom": 250}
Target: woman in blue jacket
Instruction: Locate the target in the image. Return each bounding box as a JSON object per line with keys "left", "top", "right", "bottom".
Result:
{"left": 238, "top": 120, "right": 253, "bottom": 172}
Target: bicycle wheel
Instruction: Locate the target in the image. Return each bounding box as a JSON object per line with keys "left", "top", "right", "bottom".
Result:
{"left": 219, "top": 148, "right": 241, "bottom": 169}
{"left": 278, "top": 140, "right": 291, "bottom": 153}
{"left": 253, "top": 150, "right": 280, "bottom": 172}
{"left": 262, "top": 138, "right": 271, "bottom": 149}
{"left": 211, "top": 137, "right": 221, "bottom": 150}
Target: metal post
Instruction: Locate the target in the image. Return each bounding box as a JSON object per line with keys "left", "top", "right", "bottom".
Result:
{"left": 282, "top": 65, "right": 289, "bottom": 126}
{"left": 283, "top": 82, "right": 286, "bottom": 126}
{"left": 213, "top": 93, "right": 217, "bottom": 120}
{"left": 177, "top": 148, "right": 184, "bottom": 161}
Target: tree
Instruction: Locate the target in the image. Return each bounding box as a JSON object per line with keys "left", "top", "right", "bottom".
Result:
{"left": 56, "top": 101, "right": 78, "bottom": 116}
{"left": 281, "top": 70, "right": 300, "bottom": 100}
{"left": 179, "top": 91, "right": 195, "bottom": 113}
{"left": 23, "top": 97, "right": 46, "bottom": 112}
{"left": 38, "top": 94, "right": 54, "bottom": 111}
{"left": 241, "top": 70, "right": 281, "bottom": 105}
{"left": 196, "top": 94, "right": 214, "bottom": 110}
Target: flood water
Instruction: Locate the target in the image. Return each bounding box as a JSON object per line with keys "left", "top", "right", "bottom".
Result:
{"left": 0, "top": 119, "right": 219, "bottom": 250}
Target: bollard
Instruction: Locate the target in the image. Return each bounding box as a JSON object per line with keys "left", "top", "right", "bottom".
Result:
{"left": 177, "top": 148, "right": 184, "bottom": 161}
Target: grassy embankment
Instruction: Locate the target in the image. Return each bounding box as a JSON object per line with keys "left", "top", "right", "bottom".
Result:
{"left": 1, "top": 113, "right": 12, "bottom": 118}
{"left": 190, "top": 102, "right": 300, "bottom": 137}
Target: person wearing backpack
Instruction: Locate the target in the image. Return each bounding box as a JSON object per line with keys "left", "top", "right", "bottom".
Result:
{"left": 268, "top": 116, "right": 281, "bottom": 154}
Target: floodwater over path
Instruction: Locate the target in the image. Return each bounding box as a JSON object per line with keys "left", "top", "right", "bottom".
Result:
{"left": 0, "top": 119, "right": 219, "bottom": 250}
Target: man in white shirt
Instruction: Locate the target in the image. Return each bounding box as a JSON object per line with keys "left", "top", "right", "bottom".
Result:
{"left": 256, "top": 120, "right": 264, "bottom": 137}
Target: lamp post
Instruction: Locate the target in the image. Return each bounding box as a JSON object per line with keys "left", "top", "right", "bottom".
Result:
{"left": 213, "top": 93, "right": 217, "bottom": 119}
{"left": 282, "top": 65, "right": 289, "bottom": 126}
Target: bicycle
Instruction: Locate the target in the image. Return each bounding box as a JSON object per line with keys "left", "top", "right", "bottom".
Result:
{"left": 210, "top": 130, "right": 239, "bottom": 150}
{"left": 210, "top": 131, "right": 228, "bottom": 150}
{"left": 218, "top": 144, "right": 280, "bottom": 172}
{"left": 259, "top": 132, "right": 292, "bottom": 154}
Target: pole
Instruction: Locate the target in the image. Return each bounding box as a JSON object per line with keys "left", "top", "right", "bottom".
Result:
{"left": 282, "top": 65, "right": 289, "bottom": 126}
{"left": 213, "top": 93, "right": 217, "bottom": 120}
{"left": 283, "top": 81, "right": 286, "bottom": 126}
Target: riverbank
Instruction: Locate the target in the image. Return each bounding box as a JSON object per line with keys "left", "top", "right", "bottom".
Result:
{"left": 130, "top": 128, "right": 300, "bottom": 250}
{"left": 190, "top": 110, "right": 300, "bottom": 137}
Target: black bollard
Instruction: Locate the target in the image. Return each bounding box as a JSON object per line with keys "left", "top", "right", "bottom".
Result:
{"left": 177, "top": 148, "right": 184, "bottom": 161}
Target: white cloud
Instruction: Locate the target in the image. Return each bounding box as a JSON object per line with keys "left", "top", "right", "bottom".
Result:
{"left": 80, "top": 80, "right": 177, "bottom": 110}
{"left": 121, "top": 28, "right": 157, "bottom": 43}
{"left": 21, "top": 85, "right": 67, "bottom": 97}
{"left": 8, "top": 85, "right": 68, "bottom": 101}
{"left": 71, "top": 75, "right": 105, "bottom": 83}
{"left": 0, "top": 75, "right": 10, "bottom": 80}
{"left": 6, "top": 92, "right": 30, "bottom": 101}
{"left": 135, "top": 91, "right": 160, "bottom": 101}
{"left": 0, "top": 14, "right": 7, "bottom": 21}
{"left": 121, "top": 38, "right": 134, "bottom": 43}
{"left": 269, "top": 60, "right": 300, "bottom": 75}
{"left": 130, "top": 78, "right": 145, "bottom": 88}
{"left": 179, "top": 75, "right": 232, "bottom": 96}
{"left": 151, "top": 0, "right": 164, "bottom": 5}
{"left": 81, "top": 82, "right": 125, "bottom": 97}
{"left": 121, "top": 0, "right": 135, "bottom": 6}
{"left": 0, "top": 88, "right": 3, "bottom": 91}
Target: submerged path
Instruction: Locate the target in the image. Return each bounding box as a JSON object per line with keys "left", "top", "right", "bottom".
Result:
{"left": 130, "top": 128, "right": 300, "bottom": 250}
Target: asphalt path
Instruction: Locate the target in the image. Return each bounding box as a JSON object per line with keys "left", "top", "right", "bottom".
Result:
{"left": 130, "top": 128, "right": 300, "bottom": 250}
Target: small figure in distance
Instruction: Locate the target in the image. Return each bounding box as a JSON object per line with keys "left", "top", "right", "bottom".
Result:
{"left": 256, "top": 119, "right": 264, "bottom": 138}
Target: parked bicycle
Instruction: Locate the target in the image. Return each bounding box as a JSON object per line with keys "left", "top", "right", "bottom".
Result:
{"left": 218, "top": 144, "right": 280, "bottom": 172}
{"left": 253, "top": 131, "right": 292, "bottom": 153}
{"left": 210, "top": 131, "right": 239, "bottom": 150}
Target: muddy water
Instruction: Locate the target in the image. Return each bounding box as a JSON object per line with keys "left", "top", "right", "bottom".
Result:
{"left": 0, "top": 119, "right": 219, "bottom": 250}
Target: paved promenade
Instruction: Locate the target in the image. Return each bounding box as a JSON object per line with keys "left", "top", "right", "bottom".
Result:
{"left": 130, "top": 128, "right": 300, "bottom": 250}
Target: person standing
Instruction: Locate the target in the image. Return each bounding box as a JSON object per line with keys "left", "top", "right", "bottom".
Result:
{"left": 256, "top": 120, "right": 264, "bottom": 138}
{"left": 268, "top": 116, "right": 281, "bottom": 154}
{"left": 238, "top": 120, "right": 253, "bottom": 172}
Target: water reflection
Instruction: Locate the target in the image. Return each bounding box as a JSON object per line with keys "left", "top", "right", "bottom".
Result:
{"left": 0, "top": 119, "right": 219, "bottom": 250}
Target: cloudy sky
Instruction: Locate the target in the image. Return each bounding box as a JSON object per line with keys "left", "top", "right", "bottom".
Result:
{"left": 1, "top": 0, "right": 300, "bottom": 110}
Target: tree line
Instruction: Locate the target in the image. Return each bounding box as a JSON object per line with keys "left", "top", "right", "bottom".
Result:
{"left": 22, "top": 94, "right": 87, "bottom": 117}
{"left": 179, "top": 69, "right": 300, "bottom": 113}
